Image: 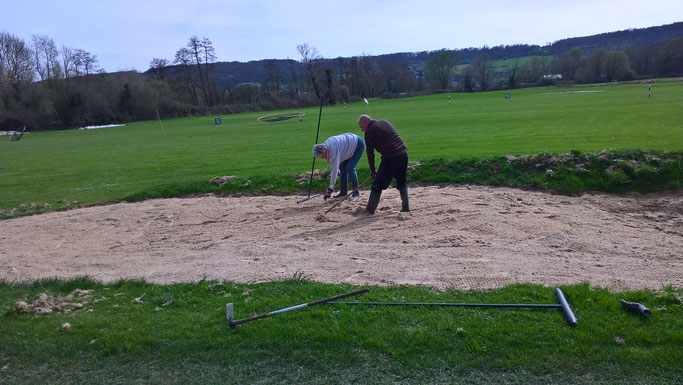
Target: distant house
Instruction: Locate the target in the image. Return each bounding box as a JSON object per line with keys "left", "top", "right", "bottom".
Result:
{"left": 543, "top": 74, "right": 563, "bottom": 80}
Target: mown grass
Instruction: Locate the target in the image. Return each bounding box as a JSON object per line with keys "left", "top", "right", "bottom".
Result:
{"left": 0, "top": 81, "right": 681, "bottom": 217}
{"left": 1, "top": 278, "right": 681, "bottom": 384}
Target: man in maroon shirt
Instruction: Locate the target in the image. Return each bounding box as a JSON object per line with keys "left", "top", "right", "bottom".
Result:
{"left": 358, "top": 114, "right": 409, "bottom": 214}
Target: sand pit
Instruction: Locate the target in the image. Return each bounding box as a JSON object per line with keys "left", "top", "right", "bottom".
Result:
{"left": 1, "top": 185, "right": 681, "bottom": 290}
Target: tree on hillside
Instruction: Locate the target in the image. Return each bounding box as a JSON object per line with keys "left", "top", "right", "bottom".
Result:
{"left": 602, "top": 50, "right": 630, "bottom": 81}
{"left": 655, "top": 37, "right": 683, "bottom": 75}
{"left": 0, "top": 32, "right": 35, "bottom": 128}
{"left": 187, "top": 36, "right": 210, "bottom": 106}
{"left": 0, "top": 32, "right": 34, "bottom": 86}
{"left": 625, "top": 44, "right": 657, "bottom": 76}
{"left": 472, "top": 51, "right": 493, "bottom": 91}
{"left": 32, "top": 35, "right": 61, "bottom": 81}
{"left": 552, "top": 47, "right": 583, "bottom": 81}
{"left": 297, "top": 43, "right": 324, "bottom": 99}
{"left": 174, "top": 47, "right": 199, "bottom": 105}
{"left": 458, "top": 65, "right": 475, "bottom": 92}
{"left": 287, "top": 58, "right": 299, "bottom": 98}
{"left": 575, "top": 49, "right": 607, "bottom": 83}
{"left": 201, "top": 37, "right": 216, "bottom": 106}
{"left": 380, "top": 59, "right": 417, "bottom": 93}
{"left": 61, "top": 46, "right": 77, "bottom": 79}
{"left": 425, "top": 49, "right": 459, "bottom": 89}
{"left": 507, "top": 61, "right": 519, "bottom": 89}
{"left": 262, "top": 60, "right": 281, "bottom": 97}
{"left": 73, "top": 49, "right": 99, "bottom": 78}
{"left": 149, "top": 58, "right": 169, "bottom": 81}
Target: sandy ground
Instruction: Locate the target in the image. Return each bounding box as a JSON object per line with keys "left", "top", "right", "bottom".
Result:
{"left": 1, "top": 185, "right": 681, "bottom": 291}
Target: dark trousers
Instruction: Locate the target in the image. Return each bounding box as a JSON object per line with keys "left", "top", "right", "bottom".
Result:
{"left": 371, "top": 153, "right": 408, "bottom": 193}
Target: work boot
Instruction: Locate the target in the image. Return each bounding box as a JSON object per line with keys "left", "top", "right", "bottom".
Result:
{"left": 334, "top": 178, "right": 348, "bottom": 198}
{"left": 399, "top": 186, "right": 410, "bottom": 212}
{"left": 365, "top": 189, "right": 381, "bottom": 214}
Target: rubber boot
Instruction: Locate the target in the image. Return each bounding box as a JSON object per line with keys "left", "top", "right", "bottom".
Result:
{"left": 399, "top": 186, "right": 410, "bottom": 212}
{"left": 334, "top": 178, "right": 348, "bottom": 198}
{"left": 365, "top": 189, "right": 381, "bottom": 214}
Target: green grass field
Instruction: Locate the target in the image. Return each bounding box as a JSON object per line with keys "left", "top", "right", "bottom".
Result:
{"left": 1, "top": 81, "right": 682, "bottom": 383}
{"left": 1, "top": 279, "right": 681, "bottom": 384}
{"left": 455, "top": 55, "right": 554, "bottom": 74}
{"left": 1, "top": 81, "right": 681, "bottom": 213}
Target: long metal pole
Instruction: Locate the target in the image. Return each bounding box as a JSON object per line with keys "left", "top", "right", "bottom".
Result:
{"left": 329, "top": 288, "right": 578, "bottom": 327}
{"left": 302, "top": 96, "right": 324, "bottom": 202}
{"left": 329, "top": 302, "right": 561, "bottom": 308}
{"left": 227, "top": 288, "right": 368, "bottom": 328}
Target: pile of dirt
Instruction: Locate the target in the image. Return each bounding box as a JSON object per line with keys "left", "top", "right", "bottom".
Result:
{"left": 209, "top": 175, "right": 236, "bottom": 186}
{"left": 295, "top": 168, "right": 330, "bottom": 183}
{"left": 13, "top": 289, "right": 93, "bottom": 316}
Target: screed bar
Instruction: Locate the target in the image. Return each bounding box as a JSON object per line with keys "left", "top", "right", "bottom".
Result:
{"left": 328, "top": 288, "right": 578, "bottom": 327}
{"left": 226, "top": 288, "right": 369, "bottom": 328}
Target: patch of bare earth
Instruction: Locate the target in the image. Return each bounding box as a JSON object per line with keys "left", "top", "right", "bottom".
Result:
{"left": 1, "top": 185, "right": 681, "bottom": 290}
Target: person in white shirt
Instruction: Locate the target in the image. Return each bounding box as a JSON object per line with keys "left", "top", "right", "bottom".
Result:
{"left": 312, "top": 133, "right": 365, "bottom": 200}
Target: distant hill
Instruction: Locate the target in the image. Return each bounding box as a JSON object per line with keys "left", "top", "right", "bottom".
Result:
{"left": 154, "top": 21, "right": 683, "bottom": 87}
{"left": 549, "top": 21, "right": 683, "bottom": 54}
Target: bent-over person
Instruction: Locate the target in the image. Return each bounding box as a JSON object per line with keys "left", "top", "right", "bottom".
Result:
{"left": 357, "top": 114, "right": 409, "bottom": 214}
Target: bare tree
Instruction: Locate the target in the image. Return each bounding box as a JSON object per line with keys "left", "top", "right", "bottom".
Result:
{"left": 149, "top": 58, "right": 169, "bottom": 80}
{"left": 460, "top": 65, "right": 476, "bottom": 92}
{"left": 0, "top": 32, "right": 34, "bottom": 85}
{"left": 174, "top": 47, "right": 199, "bottom": 105}
{"left": 72, "top": 49, "right": 99, "bottom": 78}
{"left": 287, "top": 58, "right": 299, "bottom": 98}
{"left": 187, "top": 36, "right": 209, "bottom": 105}
{"left": 32, "top": 35, "right": 60, "bottom": 80}
{"left": 507, "top": 61, "right": 519, "bottom": 89}
{"left": 297, "top": 43, "right": 324, "bottom": 98}
{"left": 201, "top": 38, "right": 216, "bottom": 105}
{"left": 61, "top": 46, "right": 75, "bottom": 79}
{"left": 472, "top": 50, "right": 493, "bottom": 91}
{"left": 262, "top": 60, "right": 281, "bottom": 97}
{"left": 425, "top": 49, "right": 459, "bottom": 89}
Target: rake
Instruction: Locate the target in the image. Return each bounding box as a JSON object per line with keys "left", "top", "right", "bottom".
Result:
{"left": 328, "top": 287, "right": 578, "bottom": 327}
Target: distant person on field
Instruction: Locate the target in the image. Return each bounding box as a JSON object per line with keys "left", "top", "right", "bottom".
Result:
{"left": 313, "top": 132, "right": 365, "bottom": 200}
{"left": 357, "top": 114, "right": 409, "bottom": 214}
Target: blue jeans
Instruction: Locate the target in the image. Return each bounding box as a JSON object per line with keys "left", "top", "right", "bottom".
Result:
{"left": 338, "top": 136, "right": 365, "bottom": 194}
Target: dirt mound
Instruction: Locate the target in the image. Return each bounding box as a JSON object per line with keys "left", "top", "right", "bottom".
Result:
{"left": 13, "top": 289, "right": 93, "bottom": 316}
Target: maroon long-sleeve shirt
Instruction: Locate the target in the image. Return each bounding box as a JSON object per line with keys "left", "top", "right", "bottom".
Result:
{"left": 364, "top": 119, "right": 407, "bottom": 171}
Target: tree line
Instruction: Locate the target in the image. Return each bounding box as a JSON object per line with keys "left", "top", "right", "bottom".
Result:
{"left": 1, "top": 29, "right": 682, "bottom": 131}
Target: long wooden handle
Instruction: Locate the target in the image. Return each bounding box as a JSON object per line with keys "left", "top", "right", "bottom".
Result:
{"left": 324, "top": 176, "right": 373, "bottom": 214}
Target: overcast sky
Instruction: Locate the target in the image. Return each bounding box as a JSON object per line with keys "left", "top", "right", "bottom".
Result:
{"left": 2, "top": 0, "right": 682, "bottom": 73}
